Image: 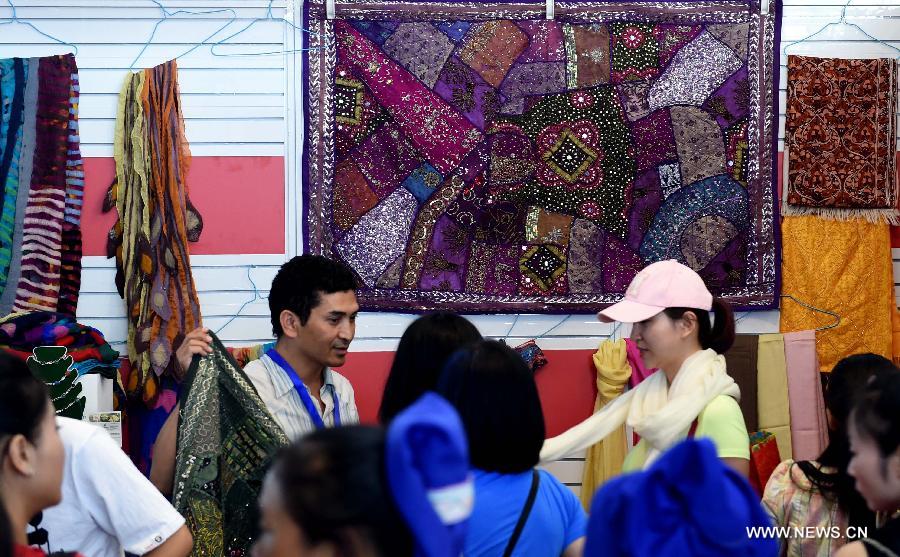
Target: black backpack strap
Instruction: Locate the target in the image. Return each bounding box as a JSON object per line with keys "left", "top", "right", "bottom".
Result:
{"left": 502, "top": 469, "right": 541, "bottom": 557}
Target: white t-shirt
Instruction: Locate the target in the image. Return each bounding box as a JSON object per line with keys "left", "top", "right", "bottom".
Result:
{"left": 33, "top": 417, "right": 185, "bottom": 557}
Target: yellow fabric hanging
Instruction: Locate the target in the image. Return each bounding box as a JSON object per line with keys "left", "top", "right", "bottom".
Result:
{"left": 757, "top": 334, "right": 792, "bottom": 460}
{"left": 780, "top": 216, "right": 894, "bottom": 373}
{"left": 579, "top": 338, "right": 632, "bottom": 510}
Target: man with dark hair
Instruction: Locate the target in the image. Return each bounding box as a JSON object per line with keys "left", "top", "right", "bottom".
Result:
{"left": 242, "top": 254, "right": 360, "bottom": 438}
{"left": 150, "top": 255, "right": 361, "bottom": 495}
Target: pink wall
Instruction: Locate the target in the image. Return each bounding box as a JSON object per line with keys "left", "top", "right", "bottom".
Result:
{"left": 81, "top": 156, "right": 286, "bottom": 256}
{"left": 339, "top": 348, "right": 599, "bottom": 436}
{"left": 80, "top": 152, "right": 900, "bottom": 436}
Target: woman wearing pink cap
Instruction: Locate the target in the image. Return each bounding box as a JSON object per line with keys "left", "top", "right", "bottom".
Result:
{"left": 540, "top": 260, "right": 750, "bottom": 477}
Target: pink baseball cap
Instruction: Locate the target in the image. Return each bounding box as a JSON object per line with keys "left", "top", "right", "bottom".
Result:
{"left": 597, "top": 260, "right": 713, "bottom": 323}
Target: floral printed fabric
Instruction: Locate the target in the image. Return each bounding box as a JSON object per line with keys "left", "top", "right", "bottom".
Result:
{"left": 785, "top": 56, "right": 899, "bottom": 223}
{"left": 762, "top": 460, "right": 850, "bottom": 557}
{"left": 303, "top": 1, "right": 781, "bottom": 311}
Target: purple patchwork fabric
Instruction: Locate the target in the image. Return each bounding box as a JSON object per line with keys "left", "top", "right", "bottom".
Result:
{"left": 303, "top": 1, "right": 781, "bottom": 312}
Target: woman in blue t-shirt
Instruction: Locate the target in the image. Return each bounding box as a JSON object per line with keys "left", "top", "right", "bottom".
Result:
{"left": 438, "top": 340, "right": 586, "bottom": 557}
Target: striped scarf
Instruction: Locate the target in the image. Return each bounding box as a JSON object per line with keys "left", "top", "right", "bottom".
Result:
{"left": 0, "top": 54, "right": 83, "bottom": 316}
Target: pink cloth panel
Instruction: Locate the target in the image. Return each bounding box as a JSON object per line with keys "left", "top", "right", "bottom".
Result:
{"left": 783, "top": 330, "right": 829, "bottom": 460}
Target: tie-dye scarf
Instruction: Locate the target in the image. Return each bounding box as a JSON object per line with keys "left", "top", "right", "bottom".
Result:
{"left": 302, "top": 0, "right": 781, "bottom": 312}
{"left": 0, "top": 54, "right": 83, "bottom": 316}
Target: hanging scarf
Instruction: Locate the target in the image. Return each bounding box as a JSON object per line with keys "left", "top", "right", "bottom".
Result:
{"left": 227, "top": 342, "right": 275, "bottom": 369}
{"left": 57, "top": 68, "right": 84, "bottom": 317}
{"left": 0, "top": 55, "right": 83, "bottom": 315}
{"left": 757, "top": 334, "right": 792, "bottom": 460}
{"left": 173, "top": 332, "right": 289, "bottom": 557}
{"left": 580, "top": 339, "right": 631, "bottom": 509}
{"left": 625, "top": 338, "right": 653, "bottom": 389}
{"left": 783, "top": 56, "right": 899, "bottom": 223}
{"left": 780, "top": 216, "right": 894, "bottom": 373}
{"left": 0, "top": 56, "right": 37, "bottom": 316}
{"left": 105, "top": 59, "right": 203, "bottom": 404}
{"left": 0, "top": 57, "right": 26, "bottom": 294}
{"left": 540, "top": 349, "right": 739, "bottom": 467}
{"left": 783, "top": 330, "right": 827, "bottom": 462}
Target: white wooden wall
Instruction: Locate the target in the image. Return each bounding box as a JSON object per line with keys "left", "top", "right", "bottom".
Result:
{"left": 2, "top": 0, "right": 899, "bottom": 496}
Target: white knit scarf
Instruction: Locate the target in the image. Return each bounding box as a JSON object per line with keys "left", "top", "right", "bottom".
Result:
{"left": 540, "top": 349, "right": 740, "bottom": 467}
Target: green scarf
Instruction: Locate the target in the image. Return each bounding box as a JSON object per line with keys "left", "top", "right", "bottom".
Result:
{"left": 172, "top": 332, "right": 290, "bottom": 556}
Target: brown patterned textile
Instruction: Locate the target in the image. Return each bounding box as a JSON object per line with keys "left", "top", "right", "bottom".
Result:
{"left": 785, "top": 55, "right": 898, "bottom": 223}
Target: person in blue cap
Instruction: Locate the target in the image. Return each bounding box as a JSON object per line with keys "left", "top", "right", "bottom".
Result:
{"left": 583, "top": 438, "right": 777, "bottom": 557}
{"left": 437, "top": 340, "right": 587, "bottom": 557}
{"left": 251, "top": 393, "right": 472, "bottom": 557}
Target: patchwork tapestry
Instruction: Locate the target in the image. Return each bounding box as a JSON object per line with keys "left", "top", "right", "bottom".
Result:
{"left": 104, "top": 60, "right": 204, "bottom": 404}
{"left": 302, "top": 0, "right": 781, "bottom": 312}
{"left": 0, "top": 54, "right": 83, "bottom": 316}
{"left": 784, "top": 56, "right": 899, "bottom": 223}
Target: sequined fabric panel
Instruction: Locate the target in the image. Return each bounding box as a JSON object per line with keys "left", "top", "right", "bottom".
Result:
{"left": 304, "top": 1, "right": 779, "bottom": 311}
{"left": 173, "top": 335, "right": 289, "bottom": 557}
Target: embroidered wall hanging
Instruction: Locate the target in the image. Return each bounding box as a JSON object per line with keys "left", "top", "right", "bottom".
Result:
{"left": 784, "top": 55, "right": 898, "bottom": 223}
{"left": 302, "top": 0, "right": 781, "bottom": 312}
{"left": 0, "top": 54, "right": 84, "bottom": 317}
{"left": 104, "top": 60, "right": 204, "bottom": 404}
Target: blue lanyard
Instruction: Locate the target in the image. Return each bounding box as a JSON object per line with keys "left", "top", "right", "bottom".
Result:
{"left": 265, "top": 349, "right": 341, "bottom": 429}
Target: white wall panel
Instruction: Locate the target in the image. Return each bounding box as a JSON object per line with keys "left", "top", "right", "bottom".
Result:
{"left": 0, "top": 0, "right": 288, "bottom": 156}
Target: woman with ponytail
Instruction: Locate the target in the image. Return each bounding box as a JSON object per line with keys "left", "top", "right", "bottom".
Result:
{"left": 0, "top": 351, "right": 69, "bottom": 557}
{"left": 763, "top": 354, "right": 891, "bottom": 556}
{"left": 540, "top": 260, "right": 749, "bottom": 477}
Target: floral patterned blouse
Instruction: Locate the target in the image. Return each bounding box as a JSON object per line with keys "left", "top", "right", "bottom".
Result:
{"left": 762, "top": 459, "right": 850, "bottom": 557}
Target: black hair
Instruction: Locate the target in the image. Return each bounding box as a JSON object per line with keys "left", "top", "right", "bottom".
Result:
{"left": 663, "top": 298, "right": 735, "bottom": 354}
{"left": 272, "top": 426, "right": 413, "bottom": 557}
{"left": 796, "top": 354, "right": 895, "bottom": 529}
{"left": 378, "top": 313, "right": 482, "bottom": 424}
{"left": 436, "top": 340, "right": 545, "bottom": 474}
{"left": 268, "top": 254, "right": 358, "bottom": 336}
{"left": 851, "top": 368, "right": 900, "bottom": 478}
{"left": 0, "top": 351, "right": 51, "bottom": 557}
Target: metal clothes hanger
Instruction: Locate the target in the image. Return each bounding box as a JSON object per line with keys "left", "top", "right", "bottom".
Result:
{"left": 782, "top": 0, "right": 900, "bottom": 59}
{"left": 780, "top": 294, "right": 842, "bottom": 331}
{"left": 0, "top": 0, "right": 78, "bottom": 55}
{"left": 208, "top": 0, "right": 323, "bottom": 58}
